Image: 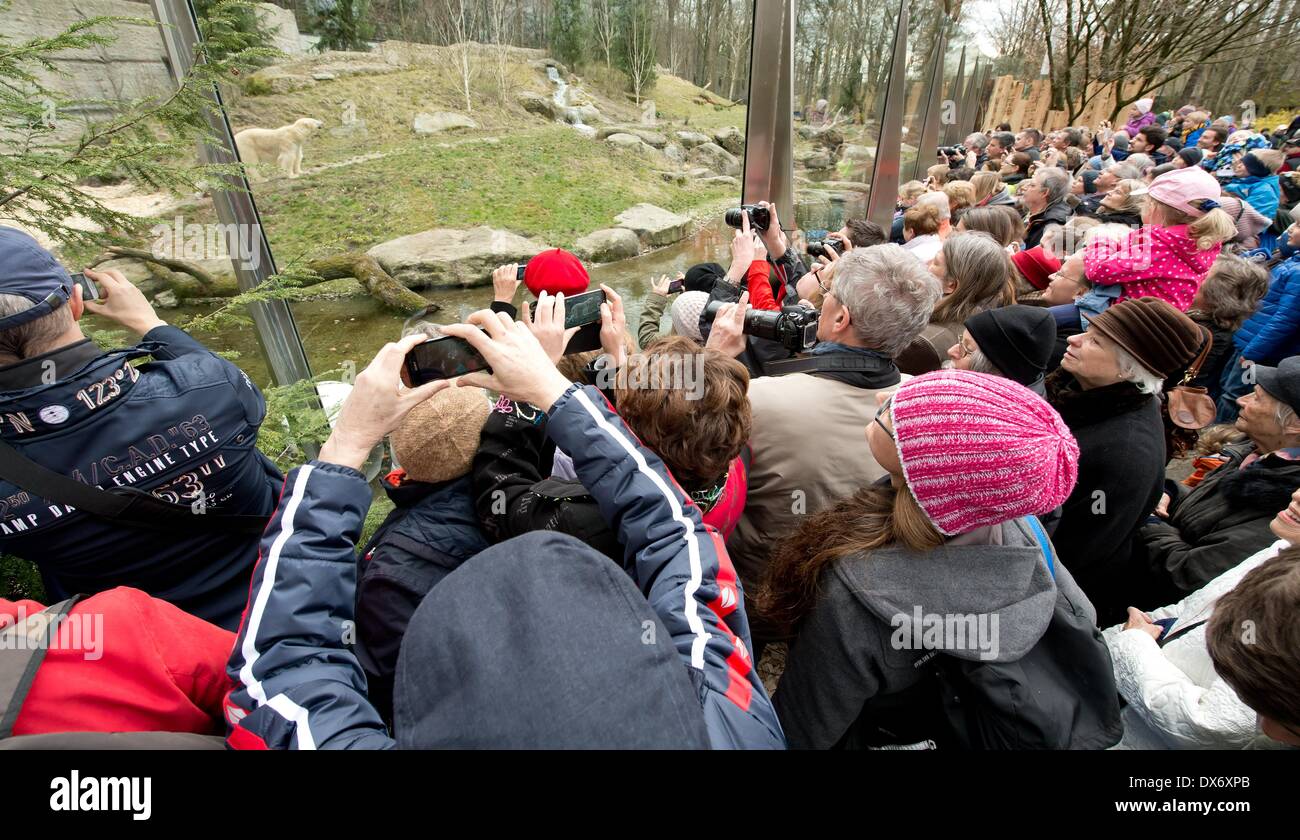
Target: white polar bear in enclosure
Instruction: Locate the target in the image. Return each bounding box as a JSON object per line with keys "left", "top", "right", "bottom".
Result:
{"left": 234, "top": 118, "right": 324, "bottom": 179}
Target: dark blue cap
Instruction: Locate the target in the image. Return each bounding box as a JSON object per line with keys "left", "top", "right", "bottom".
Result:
{"left": 0, "top": 226, "right": 73, "bottom": 331}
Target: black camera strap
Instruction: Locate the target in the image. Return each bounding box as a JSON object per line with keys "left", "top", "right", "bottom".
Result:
{"left": 763, "top": 352, "right": 901, "bottom": 389}
{"left": 0, "top": 438, "right": 270, "bottom": 535}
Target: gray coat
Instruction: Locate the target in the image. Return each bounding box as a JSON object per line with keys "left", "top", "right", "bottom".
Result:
{"left": 774, "top": 517, "right": 1104, "bottom": 749}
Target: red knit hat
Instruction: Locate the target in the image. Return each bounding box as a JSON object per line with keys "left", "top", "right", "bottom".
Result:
{"left": 1011, "top": 246, "right": 1061, "bottom": 291}
{"left": 523, "top": 249, "right": 590, "bottom": 297}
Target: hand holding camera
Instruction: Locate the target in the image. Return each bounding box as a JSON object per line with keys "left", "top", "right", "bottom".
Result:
{"left": 598, "top": 284, "right": 628, "bottom": 369}
{"left": 81, "top": 267, "right": 166, "bottom": 336}
{"left": 493, "top": 263, "right": 523, "bottom": 304}
{"left": 705, "top": 291, "right": 750, "bottom": 359}
{"left": 321, "top": 334, "right": 453, "bottom": 471}
{"left": 442, "top": 311, "right": 573, "bottom": 412}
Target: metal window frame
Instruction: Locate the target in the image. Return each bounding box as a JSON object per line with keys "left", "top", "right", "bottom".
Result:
{"left": 742, "top": 0, "right": 796, "bottom": 233}
{"left": 149, "top": 0, "right": 314, "bottom": 390}
{"left": 864, "top": 0, "right": 910, "bottom": 230}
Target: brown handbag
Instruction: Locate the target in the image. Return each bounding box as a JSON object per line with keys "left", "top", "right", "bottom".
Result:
{"left": 1167, "top": 325, "right": 1218, "bottom": 430}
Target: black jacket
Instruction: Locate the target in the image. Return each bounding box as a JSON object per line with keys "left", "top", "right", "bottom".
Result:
{"left": 472, "top": 397, "right": 624, "bottom": 560}
{"left": 1023, "top": 201, "right": 1072, "bottom": 250}
{"left": 1046, "top": 371, "right": 1166, "bottom": 625}
{"left": 1139, "top": 442, "right": 1300, "bottom": 606}
{"left": 355, "top": 473, "right": 489, "bottom": 726}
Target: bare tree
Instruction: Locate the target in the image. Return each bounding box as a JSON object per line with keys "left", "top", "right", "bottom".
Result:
{"left": 436, "top": 0, "right": 478, "bottom": 113}
{"left": 592, "top": 0, "right": 616, "bottom": 66}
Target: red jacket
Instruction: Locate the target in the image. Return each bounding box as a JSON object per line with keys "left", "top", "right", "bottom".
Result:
{"left": 1, "top": 587, "right": 234, "bottom": 736}
{"left": 701, "top": 452, "right": 750, "bottom": 540}
{"left": 745, "top": 259, "right": 783, "bottom": 311}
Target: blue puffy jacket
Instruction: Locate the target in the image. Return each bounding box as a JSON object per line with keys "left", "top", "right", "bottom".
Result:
{"left": 1234, "top": 248, "right": 1300, "bottom": 364}
{"left": 1224, "top": 175, "right": 1281, "bottom": 223}
{"left": 0, "top": 326, "right": 281, "bottom": 630}
{"left": 223, "top": 384, "right": 786, "bottom": 749}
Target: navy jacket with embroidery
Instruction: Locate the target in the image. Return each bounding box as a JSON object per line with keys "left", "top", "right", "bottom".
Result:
{"left": 0, "top": 327, "right": 282, "bottom": 630}
{"left": 223, "top": 384, "right": 786, "bottom": 749}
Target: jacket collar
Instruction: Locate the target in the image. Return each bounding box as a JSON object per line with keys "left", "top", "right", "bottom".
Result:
{"left": 1045, "top": 369, "right": 1154, "bottom": 428}
{"left": 0, "top": 339, "right": 100, "bottom": 392}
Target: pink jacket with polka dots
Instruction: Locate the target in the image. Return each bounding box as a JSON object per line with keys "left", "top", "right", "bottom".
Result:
{"left": 1084, "top": 224, "right": 1220, "bottom": 311}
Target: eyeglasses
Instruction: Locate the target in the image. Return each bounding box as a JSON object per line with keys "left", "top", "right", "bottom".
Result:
{"left": 952, "top": 337, "right": 979, "bottom": 359}
{"left": 874, "top": 395, "right": 895, "bottom": 440}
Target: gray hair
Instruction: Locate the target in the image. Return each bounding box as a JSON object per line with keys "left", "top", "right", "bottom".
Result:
{"left": 1038, "top": 167, "right": 1071, "bottom": 204}
{"left": 1111, "top": 341, "right": 1164, "bottom": 395}
{"left": 0, "top": 292, "right": 73, "bottom": 362}
{"left": 965, "top": 132, "right": 990, "bottom": 150}
{"left": 967, "top": 347, "right": 1003, "bottom": 377}
{"left": 1126, "top": 153, "right": 1154, "bottom": 173}
{"left": 832, "top": 244, "right": 942, "bottom": 357}
{"left": 915, "top": 190, "right": 951, "bottom": 221}
{"left": 1109, "top": 162, "right": 1141, "bottom": 181}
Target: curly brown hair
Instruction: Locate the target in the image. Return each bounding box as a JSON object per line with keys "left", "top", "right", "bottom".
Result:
{"left": 614, "top": 335, "right": 751, "bottom": 492}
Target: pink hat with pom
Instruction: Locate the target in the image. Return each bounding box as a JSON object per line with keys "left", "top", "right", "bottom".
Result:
{"left": 889, "top": 370, "right": 1079, "bottom": 536}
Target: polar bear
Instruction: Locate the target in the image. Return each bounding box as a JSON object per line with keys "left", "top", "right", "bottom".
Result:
{"left": 234, "top": 117, "right": 324, "bottom": 179}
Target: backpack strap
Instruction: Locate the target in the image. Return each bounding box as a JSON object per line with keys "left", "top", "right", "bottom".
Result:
{"left": 0, "top": 595, "right": 83, "bottom": 739}
{"left": 1024, "top": 516, "right": 1056, "bottom": 579}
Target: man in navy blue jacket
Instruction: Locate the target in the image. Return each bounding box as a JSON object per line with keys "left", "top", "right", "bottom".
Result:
{"left": 223, "top": 318, "right": 786, "bottom": 749}
{"left": 0, "top": 227, "right": 281, "bottom": 630}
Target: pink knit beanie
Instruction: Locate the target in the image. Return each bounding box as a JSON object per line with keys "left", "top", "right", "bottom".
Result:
{"left": 889, "top": 370, "right": 1079, "bottom": 536}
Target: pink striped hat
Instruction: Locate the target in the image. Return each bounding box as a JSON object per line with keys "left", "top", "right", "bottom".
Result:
{"left": 890, "top": 370, "right": 1079, "bottom": 536}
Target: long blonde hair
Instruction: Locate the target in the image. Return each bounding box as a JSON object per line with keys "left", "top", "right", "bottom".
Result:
{"left": 1147, "top": 197, "right": 1238, "bottom": 251}
{"left": 971, "top": 171, "right": 1002, "bottom": 204}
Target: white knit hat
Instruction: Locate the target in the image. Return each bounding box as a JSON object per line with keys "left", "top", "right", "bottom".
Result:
{"left": 670, "top": 291, "right": 709, "bottom": 342}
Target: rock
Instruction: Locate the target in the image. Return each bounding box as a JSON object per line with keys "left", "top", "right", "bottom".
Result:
{"left": 798, "top": 125, "right": 817, "bottom": 139}
{"left": 518, "top": 91, "right": 560, "bottom": 121}
{"left": 570, "top": 124, "right": 597, "bottom": 139}
{"left": 566, "top": 104, "right": 603, "bottom": 125}
{"left": 794, "top": 191, "right": 834, "bottom": 229}
{"left": 662, "top": 142, "right": 685, "bottom": 163}
{"left": 311, "top": 71, "right": 337, "bottom": 81}
{"left": 413, "top": 111, "right": 478, "bottom": 134}
{"left": 842, "top": 144, "right": 875, "bottom": 162}
{"left": 809, "top": 126, "right": 845, "bottom": 150}
{"left": 528, "top": 58, "right": 569, "bottom": 77}
{"left": 367, "top": 227, "right": 547, "bottom": 289}
{"left": 713, "top": 126, "right": 745, "bottom": 155}
{"left": 614, "top": 204, "right": 692, "bottom": 248}
{"left": 595, "top": 126, "right": 668, "bottom": 147}
{"left": 699, "top": 175, "right": 740, "bottom": 187}
{"left": 639, "top": 100, "right": 657, "bottom": 126}
{"left": 675, "top": 131, "right": 712, "bottom": 149}
{"left": 152, "top": 289, "right": 179, "bottom": 309}
{"left": 686, "top": 167, "right": 712, "bottom": 179}
{"left": 606, "top": 132, "right": 650, "bottom": 151}
{"left": 573, "top": 228, "right": 641, "bottom": 262}
{"left": 249, "top": 66, "right": 316, "bottom": 94}
{"left": 818, "top": 180, "right": 871, "bottom": 193}
{"left": 658, "top": 171, "right": 688, "bottom": 185}
{"left": 328, "top": 119, "right": 368, "bottom": 139}
{"left": 686, "top": 142, "right": 740, "bottom": 176}
{"left": 797, "top": 149, "right": 833, "bottom": 170}
{"left": 95, "top": 257, "right": 153, "bottom": 286}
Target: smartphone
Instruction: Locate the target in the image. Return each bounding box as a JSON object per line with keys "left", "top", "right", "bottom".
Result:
{"left": 667, "top": 278, "right": 685, "bottom": 294}
{"left": 403, "top": 333, "right": 491, "bottom": 385}
{"left": 73, "top": 272, "right": 99, "bottom": 301}
{"left": 529, "top": 288, "right": 607, "bottom": 354}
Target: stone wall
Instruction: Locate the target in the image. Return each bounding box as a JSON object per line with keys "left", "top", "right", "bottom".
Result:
{"left": 4, "top": 0, "right": 301, "bottom": 124}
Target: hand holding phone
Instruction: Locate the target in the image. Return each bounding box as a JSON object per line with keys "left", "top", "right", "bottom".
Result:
{"left": 403, "top": 331, "right": 492, "bottom": 385}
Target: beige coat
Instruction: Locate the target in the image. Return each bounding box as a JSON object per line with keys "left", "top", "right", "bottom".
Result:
{"left": 727, "top": 371, "right": 899, "bottom": 619}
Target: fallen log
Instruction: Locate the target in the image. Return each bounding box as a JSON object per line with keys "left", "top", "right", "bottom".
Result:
{"left": 306, "top": 252, "right": 434, "bottom": 314}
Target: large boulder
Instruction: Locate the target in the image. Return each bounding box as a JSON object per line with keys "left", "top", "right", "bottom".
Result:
{"left": 686, "top": 142, "right": 741, "bottom": 176}
{"left": 573, "top": 228, "right": 641, "bottom": 263}
{"left": 614, "top": 204, "right": 692, "bottom": 247}
{"left": 713, "top": 126, "right": 745, "bottom": 155}
{"left": 367, "top": 227, "right": 547, "bottom": 289}
{"left": 675, "top": 131, "right": 712, "bottom": 149}
{"left": 595, "top": 125, "right": 668, "bottom": 147}
{"left": 818, "top": 180, "right": 871, "bottom": 193}
{"left": 797, "top": 149, "right": 833, "bottom": 170}
{"left": 794, "top": 191, "right": 834, "bottom": 229}
{"left": 662, "top": 142, "right": 686, "bottom": 163}
{"left": 809, "top": 126, "right": 845, "bottom": 150}
{"left": 565, "top": 104, "right": 604, "bottom": 125}
{"left": 412, "top": 111, "right": 478, "bottom": 134}
{"left": 518, "top": 91, "right": 560, "bottom": 121}
{"left": 606, "top": 132, "right": 650, "bottom": 151}
{"left": 841, "top": 144, "right": 875, "bottom": 163}
{"left": 248, "top": 66, "right": 316, "bottom": 94}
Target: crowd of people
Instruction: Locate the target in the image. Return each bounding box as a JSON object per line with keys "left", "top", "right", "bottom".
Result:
{"left": 2, "top": 99, "right": 1300, "bottom": 751}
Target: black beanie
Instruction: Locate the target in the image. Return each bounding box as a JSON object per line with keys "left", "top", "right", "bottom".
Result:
{"left": 964, "top": 305, "right": 1057, "bottom": 387}
{"left": 684, "top": 262, "right": 726, "bottom": 293}
{"left": 1177, "top": 147, "right": 1203, "bottom": 167}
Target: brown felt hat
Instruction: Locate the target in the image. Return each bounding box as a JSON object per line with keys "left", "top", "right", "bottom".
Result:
{"left": 391, "top": 386, "right": 491, "bottom": 484}
{"left": 1088, "top": 297, "right": 1202, "bottom": 378}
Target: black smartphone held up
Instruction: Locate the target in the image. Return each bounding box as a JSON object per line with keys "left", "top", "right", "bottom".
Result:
{"left": 667, "top": 278, "right": 685, "bottom": 294}
{"left": 403, "top": 333, "right": 491, "bottom": 385}
{"left": 73, "top": 272, "right": 99, "bottom": 301}
{"left": 528, "top": 287, "right": 607, "bottom": 355}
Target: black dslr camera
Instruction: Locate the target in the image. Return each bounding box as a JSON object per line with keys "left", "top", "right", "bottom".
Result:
{"left": 938, "top": 144, "right": 965, "bottom": 159}
{"left": 704, "top": 300, "right": 820, "bottom": 353}
{"left": 724, "top": 204, "right": 772, "bottom": 232}
{"left": 805, "top": 237, "right": 842, "bottom": 260}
